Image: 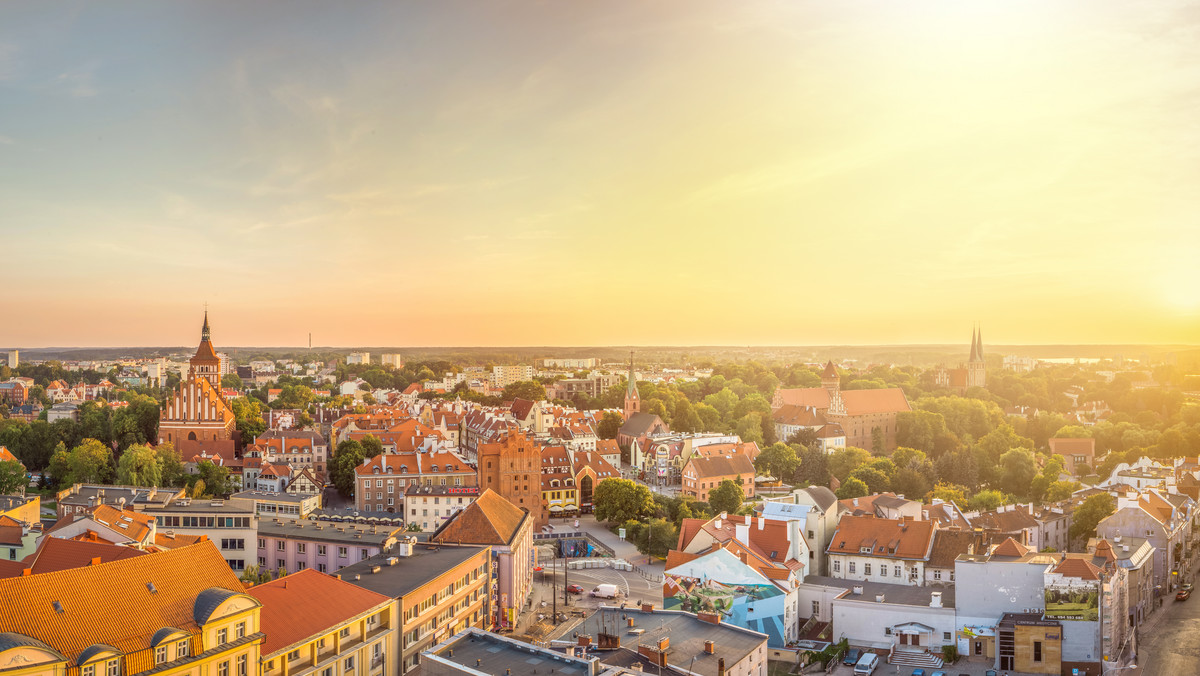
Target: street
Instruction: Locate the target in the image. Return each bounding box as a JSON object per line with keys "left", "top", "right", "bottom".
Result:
{"left": 1134, "top": 594, "right": 1200, "bottom": 674}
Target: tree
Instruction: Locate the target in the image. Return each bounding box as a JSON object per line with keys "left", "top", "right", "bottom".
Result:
{"left": 65, "top": 439, "right": 114, "bottom": 485}
{"left": 794, "top": 444, "right": 830, "bottom": 487}
{"left": 635, "top": 517, "right": 679, "bottom": 558}
{"left": 998, "top": 448, "right": 1037, "bottom": 498}
{"left": 0, "top": 460, "right": 25, "bottom": 494}
{"left": 892, "top": 467, "right": 932, "bottom": 500}
{"left": 828, "top": 447, "right": 872, "bottom": 482}
{"left": 597, "top": 411, "right": 623, "bottom": 440}
{"left": 195, "top": 460, "right": 236, "bottom": 496}
{"left": 156, "top": 442, "right": 187, "bottom": 487}
{"left": 1045, "top": 480, "right": 1077, "bottom": 502}
{"left": 967, "top": 489, "right": 1004, "bottom": 512}
{"left": 239, "top": 564, "right": 272, "bottom": 585}
{"left": 221, "top": 373, "right": 244, "bottom": 390}
{"left": 230, "top": 397, "right": 266, "bottom": 441}
{"left": 930, "top": 482, "right": 968, "bottom": 506}
{"left": 116, "top": 444, "right": 162, "bottom": 487}
{"left": 503, "top": 381, "right": 547, "bottom": 402}
{"left": 708, "top": 479, "right": 744, "bottom": 515}
{"left": 330, "top": 440, "right": 366, "bottom": 497}
{"left": 694, "top": 403, "right": 723, "bottom": 432}
{"left": 835, "top": 477, "right": 869, "bottom": 499}
{"left": 593, "top": 479, "right": 654, "bottom": 524}
{"left": 755, "top": 442, "right": 799, "bottom": 480}
{"left": 786, "top": 428, "right": 819, "bottom": 450}
{"left": 734, "top": 413, "right": 765, "bottom": 445}
{"left": 848, "top": 466, "right": 890, "bottom": 494}
{"left": 1071, "top": 493, "right": 1116, "bottom": 540}
{"left": 359, "top": 435, "right": 384, "bottom": 458}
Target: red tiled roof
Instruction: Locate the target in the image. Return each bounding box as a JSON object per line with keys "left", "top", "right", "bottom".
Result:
{"left": 840, "top": 389, "right": 911, "bottom": 415}
{"left": 431, "top": 489, "right": 527, "bottom": 546}
{"left": 1053, "top": 556, "right": 1102, "bottom": 581}
{"left": 685, "top": 453, "right": 755, "bottom": 479}
{"left": 827, "top": 515, "right": 934, "bottom": 560}
{"left": 21, "top": 536, "right": 147, "bottom": 575}
{"left": 991, "top": 537, "right": 1030, "bottom": 558}
{"left": 247, "top": 568, "right": 393, "bottom": 656}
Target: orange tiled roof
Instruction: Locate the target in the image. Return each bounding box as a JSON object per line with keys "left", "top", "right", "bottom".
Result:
{"left": 247, "top": 568, "right": 393, "bottom": 656}
{"left": 21, "top": 536, "right": 147, "bottom": 575}
{"left": 827, "top": 515, "right": 934, "bottom": 560}
{"left": 431, "top": 489, "right": 527, "bottom": 546}
{"left": 0, "top": 446, "right": 20, "bottom": 464}
{"left": 0, "top": 541, "right": 247, "bottom": 661}
{"left": 90, "top": 505, "right": 156, "bottom": 542}
{"left": 1053, "top": 556, "right": 1102, "bottom": 581}
{"left": 991, "top": 537, "right": 1030, "bottom": 558}
{"left": 685, "top": 453, "right": 755, "bottom": 479}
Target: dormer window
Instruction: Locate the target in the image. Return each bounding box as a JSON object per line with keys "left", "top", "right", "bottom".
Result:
{"left": 860, "top": 546, "right": 872, "bottom": 554}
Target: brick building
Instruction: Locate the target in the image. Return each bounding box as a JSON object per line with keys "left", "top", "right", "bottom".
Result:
{"left": 771, "top": 361, "right": 910, "bottom": 451}
{"left": 159, "top": 312, "right": 237, "bottom": 446}
{"left": 476, "top": 430, "right": 547, "bottom": 528}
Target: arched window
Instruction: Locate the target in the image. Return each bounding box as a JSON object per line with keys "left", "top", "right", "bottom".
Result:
{"left": 188, "top": 432, "right": 197, "bottom": 441}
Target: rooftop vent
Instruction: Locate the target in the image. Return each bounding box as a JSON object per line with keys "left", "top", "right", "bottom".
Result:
{"left": 147, "top": 582, "right": 157, "bottom": 593}
{"left": 52, "top": 601, "right": 64, "bottom": 614}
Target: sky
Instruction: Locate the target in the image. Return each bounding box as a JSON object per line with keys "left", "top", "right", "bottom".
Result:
{"left": 2, "top": 0, "right": 1199, "bottom": 348}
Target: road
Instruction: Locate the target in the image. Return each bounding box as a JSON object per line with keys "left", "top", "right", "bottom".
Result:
{"left": 1135, "top": 593, "right": 1200, "bottom": 674}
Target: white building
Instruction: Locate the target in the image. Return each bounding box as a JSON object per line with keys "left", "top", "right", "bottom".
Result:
{"left": 490, "top": 364, "right": 533, "bottom": 387}
{"left": 381, "top": 353, "right": 404, "bottom": 368}
{"left": 347, "top": 352, "right": 370, "bottom": 365}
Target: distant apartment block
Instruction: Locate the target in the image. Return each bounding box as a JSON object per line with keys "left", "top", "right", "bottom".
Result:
{"left": 381, "top": 353, "right": 405, "bottom": 368}
{"left": 489, "top": 364, "right": 533, "bottom": 387}
{"left": 5, "top": 350, "right": 17, "bottom": 367}
{"left": 541, "top": 357, "right": 597, "bottom": 369}
{"left": 347, "top": 352, "right": 371, "bottom": 365}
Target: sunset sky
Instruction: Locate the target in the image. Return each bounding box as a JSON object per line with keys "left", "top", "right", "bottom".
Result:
{"left": 2, "top": 0, "right": 1198, "bottom": 348}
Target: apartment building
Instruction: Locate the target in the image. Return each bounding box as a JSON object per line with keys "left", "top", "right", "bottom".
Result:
{"left": 249, "top": 569, "right": 398, "bottom": 676}
{"left": 142, "top": 497, "right": 258, "bottom": 571}
{"left": 257, "top": 518, "right": 402, "bottom": 575}
{"left": 336, "top": 541, "right": 492, "bottom": 674}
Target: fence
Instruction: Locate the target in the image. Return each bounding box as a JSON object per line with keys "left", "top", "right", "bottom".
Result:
{"left": 533, "top": 530, "right": 616, "bottom": 557}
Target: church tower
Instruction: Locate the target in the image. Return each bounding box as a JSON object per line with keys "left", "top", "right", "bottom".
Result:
{"left": 189, "top": 311, "right": 222, "bottom": 390}
{"left": 967, "top": 324, "right": 986, "bottom": 389}
{"left": 623, "top": 351, "right": 640, "bottom": 420}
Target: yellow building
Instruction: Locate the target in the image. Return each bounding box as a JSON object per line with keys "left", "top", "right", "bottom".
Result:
{"left": 0, "top": 541, "right": 262, "bottom": 676}
{"left": 247, "top": 569, "right": 397, "bottom": 676}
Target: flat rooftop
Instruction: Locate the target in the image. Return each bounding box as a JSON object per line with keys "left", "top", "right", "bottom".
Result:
{"left": 427, "top": 628, "right": 595, "bottom": 676}
{"left": 142, "top": 498, "right": 255, "bottom": 514}
{"left": 336, "top": 544, "right": 487, "bottom": 598}
{"left": 232, "top": 491, "right": 318, "bottom": 504}
{"left": 565, "top": 607, "right": 765, "bottom": 676}
{"left": 258, "top": 518, "right": 401, "bottom": 545}
{"left": 803, "top": 575, "right": 956, "bottom": 608}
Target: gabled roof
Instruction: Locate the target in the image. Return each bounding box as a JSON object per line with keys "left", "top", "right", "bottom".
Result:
{"left": 927, "top": 529, "right": 976, "bottom": 568}
{"left": 0, "top": 446, "right": 20, "bottom": 465}
{"left": 1053, "top": 556, "right": 1102, "bottom": 581}
{"left": 430, "top": 489, "right": 528, "bottom": 546}
{"left": 826, "top": 515, "right": 934, "bottom": 561}
{"left": 685, "top": 453, "right": 755, "bottom": 479}
{"left": 0, "top": 542, "right": 247, "bottom": 661}
{"left": 991, "top": 537, "right": 1029, "bottom": 558}
{"left": 839, "top": 389, "right": 911, "bottom": 415}
{"left": 772, "top": 405, "right": 826, "bottom": 427}
{"left": 20, "top": 536, "right": 147, "bottom": 575}
{"left": 247, "top": 568, "right": 393, "bottom": 656}
{"left": 619, "top": 412, "right": 667, "bottom": 437}
{"left": 510, "top": 398, "right": 535, "bottom": 422}
{"left": 89, "top": 505, "right": 156, "bottom": 542}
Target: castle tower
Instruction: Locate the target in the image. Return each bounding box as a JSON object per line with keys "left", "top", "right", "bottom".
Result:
{"left": 821, "top": 360, "right": 845, "bottom": 415}
{"left": 189, "top": 310, "right": 222, "bottom": 390}
{"left": 624, "top": 351, "right": 640, "bottom": 420}
{"left": 967, "top": 324, "right": 986, "bottom": 389}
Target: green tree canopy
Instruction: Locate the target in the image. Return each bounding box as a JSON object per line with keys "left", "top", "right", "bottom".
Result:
{"left": 359, "top": 435, "right": 384, "bottom": 458}
{"left": 848, "top": 466, "right": 891, "bottom": 494}
{"left": 330, "top": 440, "right": 366, "bottom": 497}
{"left": 835, "top": 477, "right": 869, "bottom": 499}
{"left": 597, "top": 411, "right": 623, "bottom": 440}
{"left": 828, "top": 446, "right": 872, "bottom": 482}
{"left": 754, "top": 442, "right": 799, "bottom": 480}
{"left": 0, "top": 459, "right": 25, "bottom": 494}
{"left": 503, "top": 380, "right": 547, "bottom": 402}
{"left": 998, "top": 448, "right": 1037, "bottom": 498}
{"left": 967, "top": 489, "right": 1005, "bottom": 512}
{"left": 708, "top": 479, "right": 744, "bottom": 515}
{"left": 593, "top": 478, "right": 654, "bottom": 524}
{"left": 116, "top": 444, "right": 162, "bottom": 487}
{"left": 1071, "top": 493, "right": 1116, "bottom": 541}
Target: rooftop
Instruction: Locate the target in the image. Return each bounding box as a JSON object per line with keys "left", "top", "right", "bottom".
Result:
{"left": 335, "top": 544, "right": 488, "bottom": 599}
{"left": 426, "top": 628, "right": 597, "bottom": 676}
{"left": 802, "top": 575, "right": 956, "bottom": 608}
{"left": 565, "top": 606, "right": 767, "bottom": 676}
{"left": 247, "top": 568, "right": 394, "bottom": 657}
{"left": 143, "top": 497, "right": 256, "bottom": 514}
{"left": 232, "top": 490, "right": 318, "bottom": 504}
{"left": 258, "top": 518, "right": 401, "bottom": 546}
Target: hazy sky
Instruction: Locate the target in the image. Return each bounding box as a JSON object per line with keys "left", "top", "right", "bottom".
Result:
{"left": 2, "top": 0, "right": 1199, "bottom": 348}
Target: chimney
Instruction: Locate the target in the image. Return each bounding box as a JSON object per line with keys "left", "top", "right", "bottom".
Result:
{"left": 852, "top": 585, "right": 864, "bottom": 595}
{"left": 698, "top": 612, "right": 721, "bottom": 626}
{"left": 577, "top": 635, "right": 591, "bottom": 647}
{"left": 930, "top": 591, "right": 943, "bottom": 608}
{"left": 704, "top": 640, "right": 716, "bottom": 654}
{"left": 627, "top": 617, "right": 635, "bottom": 627}
{"left": 90, "top": 557, "right": 101, "bottom": 566}
{"left": 757, "top": 517, "right": 764, "bottom": 530}
{"left": 875, "top": 594, "right": 886, "bottom": 603}
{"left": 718, "top": 658, "right": 726, "bottom": 676}
{"left": 641, "top": 603, "right": 654, "bottom": 612}
{"left": 657, "top": 637, "right": 669, "bottom": 652}
{"left": 744, "top": 515, "right": 751, "bottom": 525}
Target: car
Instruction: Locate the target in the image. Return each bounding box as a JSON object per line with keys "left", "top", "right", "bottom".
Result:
{"left": 853, "top": 653, "right": 880, "bottom": 675}
{"left": 1177, "top": 588, "right": 1191, "bottom": 601}
{"left": 911, "top": 670, "right": 926, "bottom": 676}
{"left": 930, "top": 672, "right": 947, "bottom": 676}
{"left": 566, "top": 584, "right": 584, "bottom": 594}
{"left": 1183, "top": 582, "right": 1194, "bottom": 592}
{"left": 842, "top": 648, "right": 862, "bottom": 666}
{"left": 985, "top": 670, "right": 997, "bottom": 676}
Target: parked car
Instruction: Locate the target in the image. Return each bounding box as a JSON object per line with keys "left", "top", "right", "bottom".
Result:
{"left": 842, "top": 649, "right": 862, "bottom": 666}
{"left": 853, "top": 653, "right": 880, "bottom": 675}
{"left": 985, "top": 670, "right": 998, "bottom": 676}
{"left": 911, "top": 670, "right": 926, "bottom": 676}
{"left": 1182, "top": 582, "right": 1194, "bottom": 592}
{"left": 1177, "top": 588, "right": 1191, "bottom": 601}
{"left": 566, "top": 584, "right": 584, "bottom": 594}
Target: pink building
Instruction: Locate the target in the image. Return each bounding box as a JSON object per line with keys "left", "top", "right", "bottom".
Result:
{"left": 256, "top": 518, "right": 403, "bottom": 575}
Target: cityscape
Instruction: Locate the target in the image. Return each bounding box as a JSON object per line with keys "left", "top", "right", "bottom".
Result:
{"left": 3, "top": 2, "right": 1199, "bottom": 676}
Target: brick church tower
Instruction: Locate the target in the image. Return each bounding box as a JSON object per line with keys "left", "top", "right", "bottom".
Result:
{"left": 623, "top": 351, "right": 640, "bottom": 421}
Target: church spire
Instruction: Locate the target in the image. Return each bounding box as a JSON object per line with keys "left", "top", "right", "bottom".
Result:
{"left": 975, "top": 324, "right": 983, "bottom": 361}
{"left": 626, "top": 351, "right": 638, "bottom": 398}
{"left": 969, "top": 324, "right": 979, "bottom": 362}
{"left": 201, "top": 309, "right": 211, "bottom": 343}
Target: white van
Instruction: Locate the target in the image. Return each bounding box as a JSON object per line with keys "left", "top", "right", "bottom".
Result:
{"left": 590, "top": 584, "right": 620, "bottom": 598}
{"left": 852, "top": 653, "right": 879, "bottom": 675}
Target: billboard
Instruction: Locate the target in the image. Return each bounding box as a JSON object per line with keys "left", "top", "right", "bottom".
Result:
{"left": 1043, "top": 584, "right": 1099, "bottom": 621}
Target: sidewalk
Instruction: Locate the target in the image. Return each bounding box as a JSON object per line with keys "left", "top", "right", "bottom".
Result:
{"left": 573, "top": 514, "right": 666, "bottom": 577}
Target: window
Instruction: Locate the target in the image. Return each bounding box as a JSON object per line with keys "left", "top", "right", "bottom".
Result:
{"left": 297, "top": 543, "right": 306, "bottom": 554}
{"left": 341, "top": 627, "right": 351, "bottom": 638}
{"left": 376, "top": 479, "right": 383, "bottom": 487}
{"left": 287, "top": 650, "right": 300, "bottom": 661}
{"left": 848, "top": 561, "right": 856, "bottom": 574}
{"left": 322, "top": 670, "right": 332, "bottom": 676}
{"left": 277, "top": 541, "right": 285, "bottom": 551}
{"left": 361, "top": 548, "right": 369, "bottom": 558}
{"left": 933, "top": 570, "right": 942, "bottom": 580}
{"left": 237, "top": 655, "right": 247, "bottom": 676}
{"left": 257, "top": 538, "right": 265, "bottom": 549}
{"left": 894, "top": 565, "right": 901, "bottom": 577}
{"left": 880, "top": 565, "right": 888, "bottom": 577}
{"left": 943, "top": 632, "right": 952, "bottom": 641}
{"left": 1033, "top": 640, "right": 1043, "bottom": 662}
{"left": 344, "top": 656, "right": 355, "bottom": 671}
{"left": 217, "top": 628, "right": 228, "bottom": 644}
{"left": 106, "top": 660, "right": 119, "bottom": 676}
{"left": 155, "top": 646, "right": 167, "bottom": 665}
{"left": 812, "top": 600, "right": 820, "bottom": 615}
{"left": 864, "top": 563, "right": 871, "bottom": 575}
{"left": 318, "top": 545, "right": 327, "bottom": 556}
{"left": 177, "top": 640, "right": 189, "bottom": 658}
{"left": 832, "top": 560, "right": 840, "bottom": 573}
{"left": 236, "top": 622, "right": 246, "bottom": 639}
{"left": 218, "top": 661, "right": 229, "bottom": 676}
{"left": 318, "top": 563, "right": 327, "bottom": 572}
{"left": 82, "top": 666, "right": 95, "bottom": 676}
{"left": 278, "top": 559, "right": 286, "bottom": 569}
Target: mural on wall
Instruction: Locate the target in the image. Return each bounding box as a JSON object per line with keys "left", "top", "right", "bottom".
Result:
{"left": 1043, "top": 584, "right": 1099, "bottom": 621}
{"left": 663, "top": 547, "right": 790, "bottom": 646}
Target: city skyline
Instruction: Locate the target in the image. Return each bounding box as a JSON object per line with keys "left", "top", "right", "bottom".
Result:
{"left": 3, "top": 0, "right": 1200, "bottom": 347}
